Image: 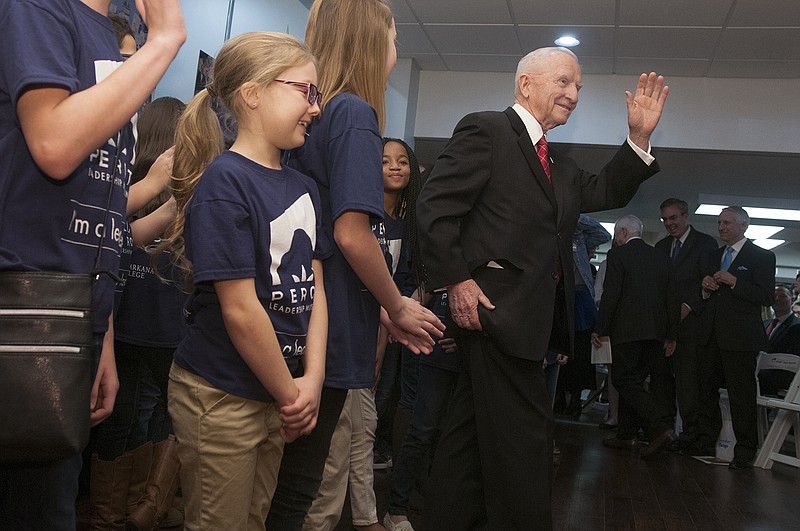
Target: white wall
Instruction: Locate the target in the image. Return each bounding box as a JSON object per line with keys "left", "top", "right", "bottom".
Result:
{"left": 386, "top": 58, "right": 421, "bottom": 144}
{"left": 414, "top": 71, "right": 800, "bottom": 153}
{"left": 155, "top": 0, "right": 310, "bottom": 102}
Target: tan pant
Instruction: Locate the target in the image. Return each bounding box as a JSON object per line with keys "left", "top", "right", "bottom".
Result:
{"left": 303, "top": 388, "right": 379, "bottom": 530}
{"left": 168, "top": 363, "right": 284, "bottom": 531}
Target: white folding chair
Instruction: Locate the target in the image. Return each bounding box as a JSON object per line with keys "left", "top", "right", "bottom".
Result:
{"left": 754, "top": 368, "right": 800, "bottom": 470}
{"left": 755, "top": 351, "right": 800, "bottom": 444}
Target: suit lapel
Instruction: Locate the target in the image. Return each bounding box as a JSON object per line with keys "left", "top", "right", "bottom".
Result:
{"left": 504, "top": 108, "right": 557, "bottom": 209}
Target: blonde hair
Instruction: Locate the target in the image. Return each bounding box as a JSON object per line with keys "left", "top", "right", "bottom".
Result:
{"left": 157, "top": 32, "right": 316, "bottom": 289}
{"left": 305, "top": 0, "right": 393, "bottom": 132}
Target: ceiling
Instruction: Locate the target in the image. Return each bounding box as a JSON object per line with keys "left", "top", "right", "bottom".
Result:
{"left": 392, "top": 0, "right": 800, "bottom": 78}
{"left": 390, "top": 0, "right": 800, "bottom": 280}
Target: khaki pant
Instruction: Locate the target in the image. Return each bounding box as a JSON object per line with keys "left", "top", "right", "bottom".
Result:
{"left": 168, "top": 363, "right": 284, "bottom": 531}
{"left": 303, "top": 388, "right": 379, "bottom": 530}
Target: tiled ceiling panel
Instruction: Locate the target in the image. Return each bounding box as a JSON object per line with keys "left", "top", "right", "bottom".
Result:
{"left": 509, "top": 0, "right": 616, "bottom": 25}
{"left": 391, "top": 0, "right": 800, "bottom": 78}
{"left": 424, "top": 24, "right": 522, "bottom": 55}
{"left": 618, "top": 0, "right": 734, "bottom": 26}
{"left": 405, "top": 0, "right": 512, "bottom": 24}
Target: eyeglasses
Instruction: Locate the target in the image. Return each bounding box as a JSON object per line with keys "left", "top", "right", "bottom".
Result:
{"left": 272, "top": 79, "right": 322, "bottom": 106}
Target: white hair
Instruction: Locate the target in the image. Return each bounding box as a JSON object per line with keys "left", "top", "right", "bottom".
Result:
{"left": 721, "top": 205, "right": 750, "bottom": 228}
{"left": 514, "top": 47, "right": 579, "bottom": 97}
{"left": 615, "top": 215, "right": 643, "bottom": 237}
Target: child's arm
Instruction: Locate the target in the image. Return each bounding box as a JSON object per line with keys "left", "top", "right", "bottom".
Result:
{"left": 334, "top": 211, "right": 444, "bottom": 353}
{"left": 280, "top": 259, "right": 327, "bottom": 440}
{"left": 127, "top": 147, "right": 174, "bottom": 216}
{"left": 90, "top": 313, "right": 120, "bottom": 426}
{"left": 16, "top": 1, "right": 185, "bottom": 180}
{"left": 215, "top": 278, "right": 299, "bottom": 408}
{"left": 130, "top": 197, "right": 176, "bottom": 247}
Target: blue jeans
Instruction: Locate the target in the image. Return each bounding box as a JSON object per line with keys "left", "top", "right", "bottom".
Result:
{"left": 388, "top": 364, "right": 457, "bottom": 516}
{"left": 0, "top": 334, "right": 103, "bottom": 530}
{"left": 92, "top": 341, "right": 174, "bottom": 460}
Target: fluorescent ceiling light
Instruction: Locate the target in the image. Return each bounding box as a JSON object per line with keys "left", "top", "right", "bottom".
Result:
{"left": 753, "top": 239, "right": 785, "bottom": 250}
{"left": 696, "top": 204, "right": 800, "bottom": 222}
{"left": 744, "top": 225, "right": 784, "bottom": 239}
{"left": 600, "top": 222, "right": 615, "bottom": 235}
{"left": 554, "top": 35, "right": 580, "bottom": 47}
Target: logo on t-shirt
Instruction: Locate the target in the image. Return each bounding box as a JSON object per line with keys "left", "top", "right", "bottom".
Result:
{"left": 267, "top": 193, "right": 317, "bottom": 357}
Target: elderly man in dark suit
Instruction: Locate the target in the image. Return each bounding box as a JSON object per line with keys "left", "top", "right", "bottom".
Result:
{"left": 593, "top": 215, "right": 679, "bottom": 458}
{"left": 760, "top": 285, "right": 800, "bottom": 396}
{"left": 416, "top": 46, "right": 669, "bottom": 531}
{"left": 692, "top": 206, "right": 776, "bottom": 469}
{"left": 654, "top": 198, "right": 718, "bottom": 451}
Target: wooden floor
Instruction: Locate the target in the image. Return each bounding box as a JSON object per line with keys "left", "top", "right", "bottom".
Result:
{"left": 337, "top": 409, "right": 800, "bottom": 531}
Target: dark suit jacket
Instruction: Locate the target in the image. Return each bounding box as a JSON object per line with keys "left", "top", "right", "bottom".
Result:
{"left": 595, "top": 238, "right": 678, "bottom": 345}
{"left": 764, "top": 314, "right": 800, "bottom": 354}
{"left": 416, "top": 107, "right": 659, "bottom": 361}
{"left": 699, "top": 240, "right": 776, "bottom": 352}
{"left": 655, "top": 226, "right": 718, "bottom": 342}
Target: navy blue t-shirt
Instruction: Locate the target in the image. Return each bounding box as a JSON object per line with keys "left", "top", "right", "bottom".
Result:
{"left": 174, "top": 151, "right": 329, "bottom": 402}
{"left": 115, "top": 245, "right": 188, "bottom": 349}
{"left": 384, "top": 213, "right": 414, "bottom": 296}
{"left": 286, "top": 93, "right": 385, "bottom": 389}
{"left": 0, "top": 0, "right": 135, "bottom": 332}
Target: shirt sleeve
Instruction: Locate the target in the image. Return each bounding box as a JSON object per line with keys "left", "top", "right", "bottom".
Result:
{"left": 2, "top": 2, "right": 80, "bottom": 107}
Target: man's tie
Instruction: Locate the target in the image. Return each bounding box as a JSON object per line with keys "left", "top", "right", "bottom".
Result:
{"left": 671, "top": 238, "right": 682, "bottom": 262}
{"left": 721, "top": 246, "right": 734, "bottom": 271}
{"left": 766, "top": 317, "right": 780, "bottom": 338}
{"left": 536, "top": 136, "right": 551, "bottom": 182}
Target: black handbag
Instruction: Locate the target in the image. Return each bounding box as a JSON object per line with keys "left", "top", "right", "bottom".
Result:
{"left": 0, "top": 133, "right": 122, "bottom": 463}
{"left": 0, "top": 271, "right": 95, "bottom": 463}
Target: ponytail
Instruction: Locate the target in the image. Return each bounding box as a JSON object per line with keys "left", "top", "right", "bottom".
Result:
{"left": 154, "top": 89, "right": 224, "bottom": 290}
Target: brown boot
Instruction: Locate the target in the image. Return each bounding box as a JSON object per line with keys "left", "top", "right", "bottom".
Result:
{"left": 89, "top": 453, "right": 134, "bottom": 530}
{"left": 127, "top": 435, "right": 180, "bottom": 531}
{"left": 125, "top": 442, "right": 154, "bottom": 517}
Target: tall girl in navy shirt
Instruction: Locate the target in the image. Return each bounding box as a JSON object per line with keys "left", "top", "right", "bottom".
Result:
{"left": 266, "top": 0, "right": 444, "bottom": 528}
{"left": 158, "top": 33, "right": 328, "bottom": 529}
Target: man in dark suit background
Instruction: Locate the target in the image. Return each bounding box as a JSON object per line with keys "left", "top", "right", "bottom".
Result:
{"left": 764, "top": 285, "right": 800, "bottom": 354}
{"left": 692, "top": 206, "right": 775, "bottom": 469}
{"left": 593, "top": 215, "right": 679, "bottom": 458}
{"left": 416, "top": 46, "right": 669, "bottom": 530}
{"left": 654, "top": 198, "right": 718, "bottom": 451}
{"left": 760, "top": 285, "right": 800, "bottom": 396}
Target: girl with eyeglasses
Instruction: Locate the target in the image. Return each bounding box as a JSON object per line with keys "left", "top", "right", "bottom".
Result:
{"left": 156, "top": 32, "right": 329, "bottom": 528}
{"left": 266, "top": 0, "right": 444, "bottom": 529}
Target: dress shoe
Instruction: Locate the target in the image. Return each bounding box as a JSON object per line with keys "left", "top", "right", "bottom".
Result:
{"left": 666, "top": 438, "right": 692, "bottom": 452}
{"left": 680, "top": 441, "right": 716, "bottom": 457}
{"left": 602, "top": 436, "right": 637, "bottom": 451}
{"left": 599, "top": 421, "right": 618, "bottom": 430}
{"left": 729, "top": 456, "right": 754, "bottom": 470}
{"left": 642, "top": 429, "right": 676, "bottom": 460}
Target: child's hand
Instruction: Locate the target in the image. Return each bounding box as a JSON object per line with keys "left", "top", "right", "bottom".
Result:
{"left": 279, "top": 376, "right": 321, "bottom": 436}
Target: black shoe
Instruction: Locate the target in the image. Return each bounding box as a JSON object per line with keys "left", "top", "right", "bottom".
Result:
{"left": 602, "top": 436, "right": 638, "bottom": 451}
{"left": 681, "top": 442, "right": 716, "bottom": 457}
{"left": 666, "top": 438, "right": 692, "bottom": 452}
{"left": 729, "top": 456, "right": 754, "bottom": 470}
{"left": 642, "top": 429, "right": 676, "bottom": 460}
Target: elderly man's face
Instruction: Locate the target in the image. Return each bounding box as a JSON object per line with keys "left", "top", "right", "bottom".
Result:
{"left": 718, "top": 210, "right": 747, "bottom": 245}
{"left": 521, "top": 54, "right": 582, "bottom": 132}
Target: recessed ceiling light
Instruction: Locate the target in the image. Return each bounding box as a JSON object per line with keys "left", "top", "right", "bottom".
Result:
{"left": 554, "top": 35, "right": 580, "bottom": 47}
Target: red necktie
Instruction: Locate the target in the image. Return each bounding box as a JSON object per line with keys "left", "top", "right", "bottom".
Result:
{"left": 766, "top": 318, "right": 780, "bottom": 337}
{"left": 536, "top": 136, "right": 551, "bottom": 182}
{"left": 536, "top": 136, "right": 561, "bottom": 282}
